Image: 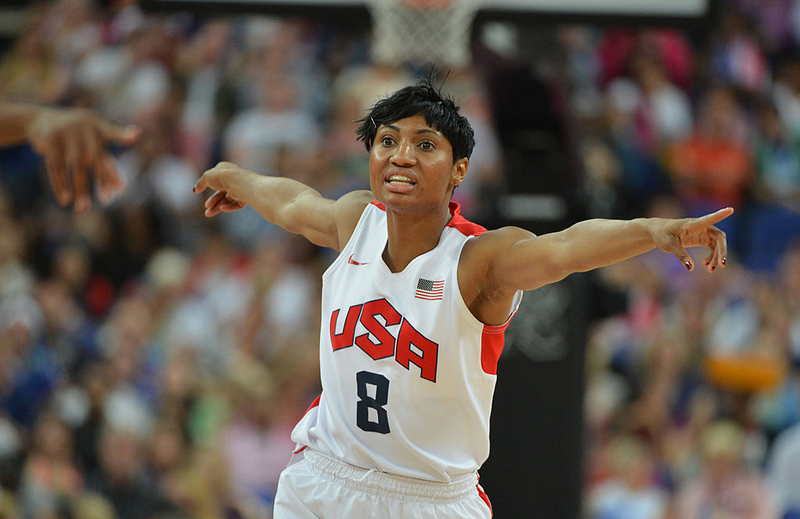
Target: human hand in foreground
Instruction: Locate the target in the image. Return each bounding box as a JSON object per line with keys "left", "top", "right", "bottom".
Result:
{"left": 27, "top": 107, "right": 140, "bottom": 212}
{"left": 649, "top": 207, "right": 734, "bottom": 272}
{"left": 193, "top": 161, "right": 248, "bottom": 217}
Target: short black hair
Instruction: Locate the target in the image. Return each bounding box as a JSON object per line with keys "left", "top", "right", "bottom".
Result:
{"left": 355, "top": 79, "right": 475, "bottom": 161}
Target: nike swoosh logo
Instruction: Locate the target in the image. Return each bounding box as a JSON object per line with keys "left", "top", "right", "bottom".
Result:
{"left": 347, "top": 254, "right": 368, "bottom": 266}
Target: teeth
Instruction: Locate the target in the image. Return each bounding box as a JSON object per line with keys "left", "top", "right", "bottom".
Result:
{"left": 388, "top": 175, "right": 414, "bottom": 184}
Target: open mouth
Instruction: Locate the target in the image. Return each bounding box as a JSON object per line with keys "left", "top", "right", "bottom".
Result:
{"left": 386, "top": 174, "right": 416, "bottom": 186}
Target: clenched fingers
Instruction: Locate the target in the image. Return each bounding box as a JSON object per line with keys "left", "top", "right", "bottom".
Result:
{"left": 204, "top": 190, "right": 244, "bottom": 217}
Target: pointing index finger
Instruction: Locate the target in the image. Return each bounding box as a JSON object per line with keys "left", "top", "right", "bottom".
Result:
{"left": 692, "top": 207, "right": 734, "bottom": 229}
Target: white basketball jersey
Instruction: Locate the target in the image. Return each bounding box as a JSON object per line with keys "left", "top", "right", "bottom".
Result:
{"left": 291, "top": 201, "right": 522, "bottom": 482}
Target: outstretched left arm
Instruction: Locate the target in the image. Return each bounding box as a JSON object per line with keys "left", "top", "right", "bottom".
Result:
{"left": 488, "top": 208, "right": 733, "bottom": 293}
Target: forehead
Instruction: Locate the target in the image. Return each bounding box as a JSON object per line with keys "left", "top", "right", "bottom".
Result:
{"left": 379, "top": 114, "right": 439, "bottom": 134}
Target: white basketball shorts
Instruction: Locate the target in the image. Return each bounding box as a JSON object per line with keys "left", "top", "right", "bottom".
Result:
{"left": 273, "top": 449, "right": 493, "bottom": 518}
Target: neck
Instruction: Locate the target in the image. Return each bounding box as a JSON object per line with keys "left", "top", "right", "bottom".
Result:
{"left": 382, "top": 203, "right": 452, "bottom": 273}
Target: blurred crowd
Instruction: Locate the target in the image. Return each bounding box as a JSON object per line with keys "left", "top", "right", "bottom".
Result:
{"left": 0, "top": 0, "right": 799, "bottom": 518}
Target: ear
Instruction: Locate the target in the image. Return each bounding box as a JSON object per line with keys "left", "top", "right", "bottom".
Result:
{"left": 451, "top": 158, "right": 468, "bottom": 187}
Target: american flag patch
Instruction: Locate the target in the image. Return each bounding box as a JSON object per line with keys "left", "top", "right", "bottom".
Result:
{"left": 415, "top": 278, "right": 444, "bottom": 300}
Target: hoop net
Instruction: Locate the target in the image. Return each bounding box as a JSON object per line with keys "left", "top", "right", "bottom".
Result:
{"left": 368, "top": 0, "right": 482, "bottom": 68}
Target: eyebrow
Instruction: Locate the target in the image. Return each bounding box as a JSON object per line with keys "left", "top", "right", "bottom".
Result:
{"left": 381, "top": 124, "right": 441, "bottom": 137}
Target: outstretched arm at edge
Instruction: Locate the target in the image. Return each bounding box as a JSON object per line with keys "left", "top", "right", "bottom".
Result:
{"left": 0, "top": 101, "right": 140, "bottom": 211}
{"left": 194, "top": 161, "right": 372, "bottom": 251}
{"left": 483, "top": 208, "right": 733, "bottom": 294}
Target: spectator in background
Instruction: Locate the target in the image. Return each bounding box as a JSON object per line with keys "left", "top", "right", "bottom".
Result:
{"left": 603, "top": 43, "right": 692, "bottom": 212}
{"left": 222, "top": 74, "right": 320, "bottom": 175}
{"left": 768, "top": 417, "right": 800, "bottom": 518}
{"left": 773, "top": 55, "right": 800, "bottom": 140}
{"left": 220, "top": 73, "right": 322, "bottom": 247}
{"left": 707, "top": 9, "right": 770, "bottom": 96}
{"left": 175, "top": 19, "right": 233, "bottom": 172}
{"left": 660, "top": 388, "right": 719, "bottom": 488}
{"left": 753, "top": 101, "right": 800, "bottom": 211}
{"left": 739, "top": 102, "right": 800, "bottom": 271}
{"left": 113, "top": 103, "right": 199, "bottom": 247}
{"left": 84, "top": 425, "right": 167, "bottom": 519}
{"left": 0, "top": 11, "right": 68, "bottom": 105}
{"left": 44, "top": 0, "right": 103, "bottom": 71}
{"left": 99, "top": 22, "right": 176, "bottom": 125}
{"left": 734, "top": 0, "right": 797, "bottom": 55}
{"left": 596, "top": 29, "right": 693, "bottom": 92}
{"left": 673, "top": 420, "right": 778, "bottom": 519}
{"left": 666, "top": 86, "right": 753, "bottom": 227}
{"left": 0, "top": 213, "right": 34, "bottom": 299}
{"left": 626, "top": 48, "right": 693, "bottom": 153}
{"left": 0, "top": 293, "right": 56, "bottom": 429}
{"left": 587, "top": 436, "right": 669, "bottom": 519}
{"left": 17, "top": 413, "right": 83, "bottom": 518}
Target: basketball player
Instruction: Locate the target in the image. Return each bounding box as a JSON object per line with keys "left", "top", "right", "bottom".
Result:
{"left": 193, "top": 80, "right": 731, "bottom": 518}
{"left": 0, "top": 102, "right": 140, "bottom": 212}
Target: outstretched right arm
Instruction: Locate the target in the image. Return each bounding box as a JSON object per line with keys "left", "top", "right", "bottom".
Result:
{"left": 193, "top": 161, "right": 371, "bottom": 251}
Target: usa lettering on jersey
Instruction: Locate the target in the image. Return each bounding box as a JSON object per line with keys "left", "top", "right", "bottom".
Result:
{"left": 329, "top": 298, "right": 439, "bottom": 382}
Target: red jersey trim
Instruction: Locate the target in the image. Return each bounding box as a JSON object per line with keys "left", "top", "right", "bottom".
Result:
{"left": 446, "top": 201, "right": 486, "bottom": 237}
{"left": 302, "top": 394, "right": 321, "bottom": 417}
{"left": 292, "top": 394, "right": 322, "bottom": 454}
{"left": 480, "top": 308, "right": 519, "bottom": 375}
{"left": 477, "top": 481, "right": 493, "bottom": 516}
{"left": 369, "top": 200, "right": 486, "bottom": 237}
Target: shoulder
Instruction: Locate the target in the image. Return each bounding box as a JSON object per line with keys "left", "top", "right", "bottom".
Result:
{"left": 335, "top": 189, "right": 374, "bottom": 206}
{"left": 333, "top": 190, "right": 374, "bottom": 219}
{"left": 459, "top": 225, "right": 535, "bottom": 287}
{"left": 333, "top": 190, "right": 375, "bottom": 250}
{"left": 464, "top": 226, "right": 536, "bottom": 256}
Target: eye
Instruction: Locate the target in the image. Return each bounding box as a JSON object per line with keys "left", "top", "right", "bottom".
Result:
{"left": 419, "top": 141, "right": 435, "bottom": 151}
{"left": 381, "top": 136, "right": 395, "bottom": 147}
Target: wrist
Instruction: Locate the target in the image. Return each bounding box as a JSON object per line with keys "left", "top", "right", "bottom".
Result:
{"left": 635, "top": 217, "right": 664, "bottom": 248}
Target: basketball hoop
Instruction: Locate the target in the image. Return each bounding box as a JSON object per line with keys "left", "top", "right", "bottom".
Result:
{"left": 367, "top": 0, "right": 482, "bottom": 69}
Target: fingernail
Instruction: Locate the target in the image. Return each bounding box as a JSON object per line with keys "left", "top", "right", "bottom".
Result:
{"left": 685, "top": 261, "right": 692, "bottom": 270}
{"left": 721, "top": 258, "right": 726, "bottom": 265}
{"left": 711, "top": 265, "right": 717, "bottom": 272}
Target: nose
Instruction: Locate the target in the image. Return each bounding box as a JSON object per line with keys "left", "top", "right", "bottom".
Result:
{"left": 390, "top": 142, "right": 417, "bottom": 167}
